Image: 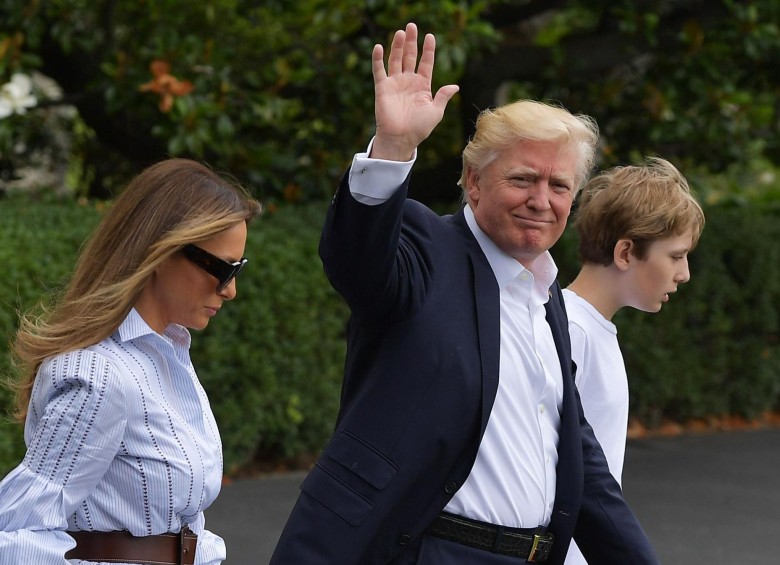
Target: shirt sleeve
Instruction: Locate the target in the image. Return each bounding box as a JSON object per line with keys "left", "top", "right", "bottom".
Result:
{"left": 0, "top": 349, "right": 128, "bottom": 564}
{"left": 348, "top": 137, "right": 416, "bottom": 205}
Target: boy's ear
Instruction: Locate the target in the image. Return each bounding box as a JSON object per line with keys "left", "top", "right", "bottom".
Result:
{"left": 614, "top": 239, "right": 634, "bottom": 271}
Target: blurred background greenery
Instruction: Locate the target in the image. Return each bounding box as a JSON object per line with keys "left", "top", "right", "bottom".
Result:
{"left": 0, "top": 0, "right": 778, "bottom": 476}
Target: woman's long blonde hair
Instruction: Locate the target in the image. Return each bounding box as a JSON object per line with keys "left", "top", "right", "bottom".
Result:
{"left": 10, "top": 158, "right": 262, "bottom": 420}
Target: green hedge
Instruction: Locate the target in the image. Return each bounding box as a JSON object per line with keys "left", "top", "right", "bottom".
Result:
{"left": 0, "top": 197, "right": 778, "bottom": 478}
{"left": 0, "top": 197, "right": 348, "bottom": 477}
{"left": 0, "top": 197, "right": 100, "bottom": 475}
{"left": 190, "top": 202, "right": 348, "bottom": 474}
{"left": 553, "top": 204, "right": 780, "bottom": 426}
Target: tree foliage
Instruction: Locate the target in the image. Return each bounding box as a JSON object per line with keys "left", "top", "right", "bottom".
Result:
{"left": 466, "top": 0, "right": 780, "bottom": 172}
{"left": 0, "top": 0, "right": 498, "bottom": 200}
{"left": 0, "top": 0, "right": 778, "bottom": 203}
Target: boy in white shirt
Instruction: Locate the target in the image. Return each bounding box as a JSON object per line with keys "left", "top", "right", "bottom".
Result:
{"left": 563, "top": 157, "right": 705, "bottom": 564}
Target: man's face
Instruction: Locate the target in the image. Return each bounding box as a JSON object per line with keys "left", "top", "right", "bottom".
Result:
{"left": 466, "top": 139, "right": 577, "bottom": 267}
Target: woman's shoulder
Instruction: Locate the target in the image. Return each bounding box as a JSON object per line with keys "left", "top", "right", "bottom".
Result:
{"left": 30, "top": 345, "right": 130, "bottom": 419}
{"left": 38, "top": 340, "right": 128, "bottom": 391}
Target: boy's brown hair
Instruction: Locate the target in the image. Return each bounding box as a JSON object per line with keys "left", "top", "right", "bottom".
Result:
{"left": 573, "top": 157, "right": 705, "bottom": 266}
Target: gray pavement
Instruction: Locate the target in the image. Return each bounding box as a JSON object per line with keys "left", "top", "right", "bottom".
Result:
{"left": 207, "top": 427, "right": 780, "bottom": 564}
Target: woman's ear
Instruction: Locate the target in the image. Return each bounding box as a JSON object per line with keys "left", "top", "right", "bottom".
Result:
{"left": 613, "top": 239, "right": 634, "bottom": 271}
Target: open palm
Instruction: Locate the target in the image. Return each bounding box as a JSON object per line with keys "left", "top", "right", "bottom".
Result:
{"left": 371, "top": 23, "right": 459, "bottom": 162}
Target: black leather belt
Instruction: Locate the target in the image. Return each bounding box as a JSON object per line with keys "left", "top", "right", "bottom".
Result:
{"left": 426, "top": 512, "right": 554, "bottom": 562}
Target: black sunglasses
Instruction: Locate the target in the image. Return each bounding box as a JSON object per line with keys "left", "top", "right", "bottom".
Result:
{"left": 182, "top": 244, "right": 248, "bottom": 292}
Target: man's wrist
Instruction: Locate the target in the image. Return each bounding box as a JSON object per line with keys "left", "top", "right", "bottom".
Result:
{"left": 369, "top": 135, "right": 416, "bottom": 162}
{"left": 349, "top": 139, "right": 416, "bottom": 205}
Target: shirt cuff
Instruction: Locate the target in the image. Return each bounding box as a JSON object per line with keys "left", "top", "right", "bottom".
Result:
{"left": 348, "top": 137, "right": 416, "bottom": 205}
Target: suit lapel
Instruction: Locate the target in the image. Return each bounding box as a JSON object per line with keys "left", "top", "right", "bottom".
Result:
{"left": 453, "top": 209, "right": 501, "bottom": 436}
{"left": 544, "top": 283, "right": 572, "bottom": 384}
{"left": 546, "top": 282, "right": 583, "bottom": 533}
{"left": 472, "top": 254, "right": 500, "bottom": 435}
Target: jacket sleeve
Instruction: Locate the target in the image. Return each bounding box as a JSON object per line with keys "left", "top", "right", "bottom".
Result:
{"left": 574, "top": 411, "right": 660, "bottom": 564}
{"left": 319, "top": 169, "right": 436, "bottom": 323}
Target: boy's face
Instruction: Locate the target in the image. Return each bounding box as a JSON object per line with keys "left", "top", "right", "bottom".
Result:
{"left": 626, "top": 230, "right": 694, "bottom": 312}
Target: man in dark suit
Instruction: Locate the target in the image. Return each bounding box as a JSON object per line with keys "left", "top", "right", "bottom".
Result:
{"left": 270, "top": 22, "right": 659, "bottom": 565}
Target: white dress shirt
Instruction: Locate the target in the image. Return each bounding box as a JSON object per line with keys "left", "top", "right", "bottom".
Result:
{"left": 0, "top": 309, "right": 225, "bottom": 565}
{"left": 350, "top": 144, "right": 564, "bottom": 529}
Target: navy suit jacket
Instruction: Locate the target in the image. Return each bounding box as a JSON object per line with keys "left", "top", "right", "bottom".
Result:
{"left": 270, "top": 172, "right": 658, "bottom": 564}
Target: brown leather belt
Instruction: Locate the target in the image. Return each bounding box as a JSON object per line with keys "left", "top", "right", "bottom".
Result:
{"left": 65, "top": 525, "right": 197, "bottom": 565}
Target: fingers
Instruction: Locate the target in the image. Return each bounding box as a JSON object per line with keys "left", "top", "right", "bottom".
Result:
{"left": 384, "top": 23, "right": 420, "bottom": 77}
{"left": 372, "top": 43, "right": 386, "bottom": 84}
{"left": 401, "top": 22, "right": 419, "bottom": 73}
{"left": 374, "top": 23, "right": 459, "bottom": 103}
{"left": 416, "top": 32, "right": 436, "bottom": 81}
{"left": 386, "top": 28, "right": 406, "bottom": 76}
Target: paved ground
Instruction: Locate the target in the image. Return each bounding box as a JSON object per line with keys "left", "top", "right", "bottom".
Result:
{"left": 206, "top": 427, "right": 780, "bottom": 564}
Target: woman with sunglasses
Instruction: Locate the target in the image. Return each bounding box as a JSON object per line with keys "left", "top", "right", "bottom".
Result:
{"left": 0, "top": 158, "right": 261, "bottom": 564}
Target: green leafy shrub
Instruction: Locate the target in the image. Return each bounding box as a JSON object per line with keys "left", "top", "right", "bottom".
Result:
{"left": 189, "top": 202, "right": 348, "bottom": 474}
{"left": 1, "top": 196, "right": 778, "bottom": 478}
{"left": 554, "top": 203, "right": 780, "bottom": 426}
{"left": 0, "top": 195, "right": 101, "bottom": 471}
{"left": 0, "top": 197, "right": 347, "bottom": 476}
{"left": 0, "top": 1, "right": 499, "bottom": 200}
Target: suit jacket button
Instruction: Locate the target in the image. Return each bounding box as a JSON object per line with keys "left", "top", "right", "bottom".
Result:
{"left": 445, "top": 481, "right": 458, "bottom": 494}
{"left": 398, "top": 534, "right": 412, "bottom": 545}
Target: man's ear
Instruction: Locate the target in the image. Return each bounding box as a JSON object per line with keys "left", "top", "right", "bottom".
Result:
{"left": 613, "top": 239, "right": 634, "bottom": 271}
{"left": 465, "top": 167, "right": 480, "bottom": 204}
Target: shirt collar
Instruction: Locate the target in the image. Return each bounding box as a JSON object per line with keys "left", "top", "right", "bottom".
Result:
{"left": 463, "top": 204, "right": 558, "bottom": 293}
{"left": 117, "top": 308, "right": 192, "bottom": 348}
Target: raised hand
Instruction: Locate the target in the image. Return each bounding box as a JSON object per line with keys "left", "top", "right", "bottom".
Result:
{"left": 370, "top": 22, "right": 460, "bottom": 162}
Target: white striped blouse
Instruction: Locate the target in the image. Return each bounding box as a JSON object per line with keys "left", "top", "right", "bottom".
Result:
{"left": 0, "top": 309, "right": 226, "bottom": 564}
